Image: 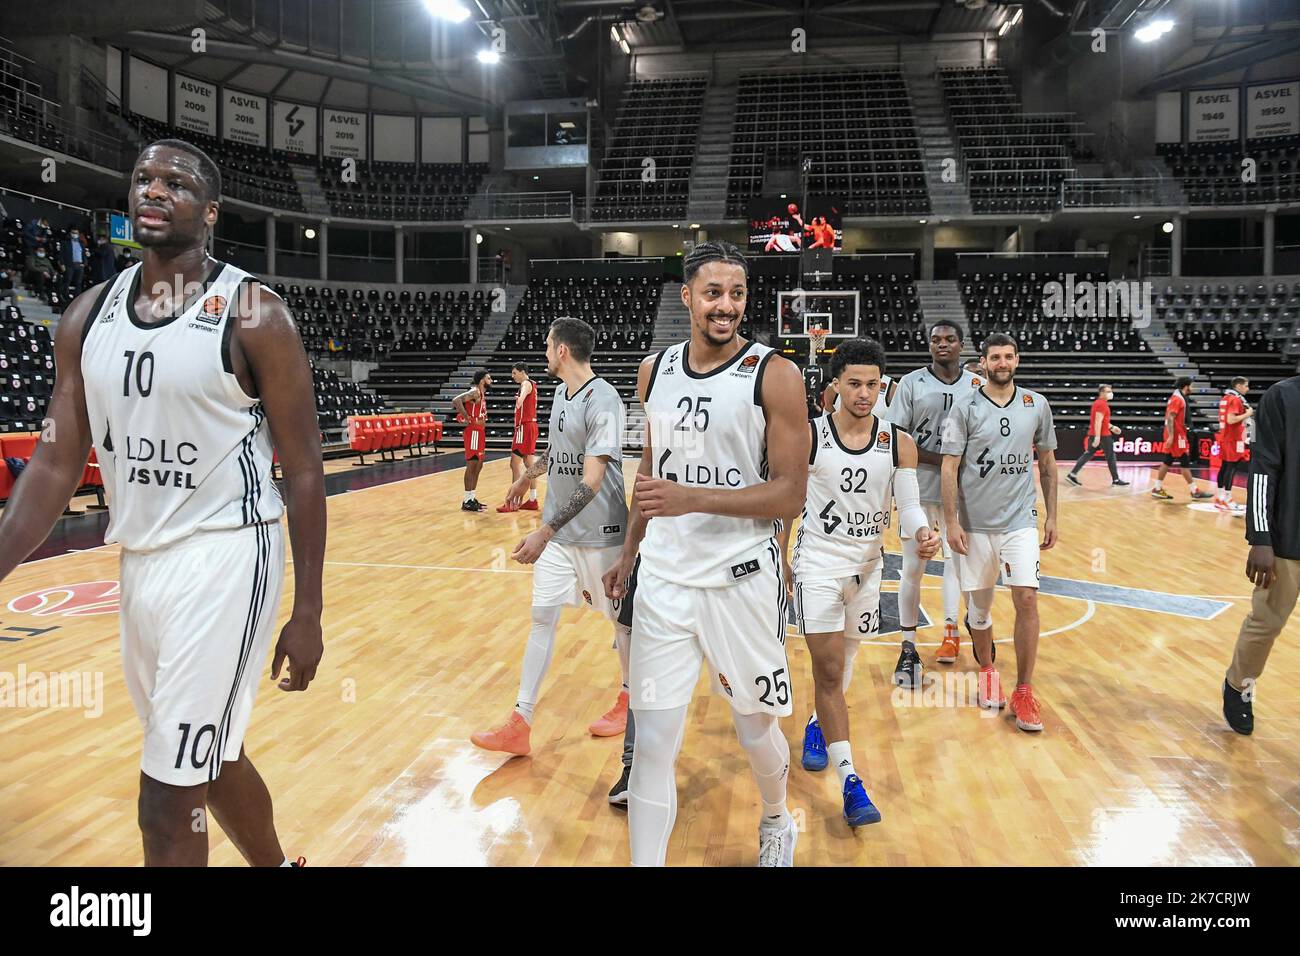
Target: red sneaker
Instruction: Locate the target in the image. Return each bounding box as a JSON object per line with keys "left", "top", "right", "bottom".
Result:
{"left": 290, "top": 856, "right": 306, "bottom": 867}
{"left": 496, "top": 501, "right": 520, "bottom": 513}
{"left": 519, "top": 499, "right": 540, "bottom": 511}
{"left": 470, "top": 712, "right": 532, "bottom": 756}
{"left": 589, "top": 690, "right": 629, "bottom": 737}
{"left": 1010, "top": 684, "right": 1043, "bottom": 732}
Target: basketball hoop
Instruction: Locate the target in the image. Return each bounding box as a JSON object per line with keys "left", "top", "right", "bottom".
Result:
{"left": 808, "top": 327, "right": 829, "bottom": 367}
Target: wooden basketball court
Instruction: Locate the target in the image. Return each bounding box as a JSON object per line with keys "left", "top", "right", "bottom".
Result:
{"left": 1, "top": 453, "right": 1296, "bottom": 866}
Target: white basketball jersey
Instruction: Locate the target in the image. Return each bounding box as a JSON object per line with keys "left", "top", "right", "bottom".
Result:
{"left": 639, "top": 338, "right": 781, "bottom": 588}
{"left": 792, "top": 413, "right": 898, "bottom": 579}
{"left": 832, "top": 373, "right": 896, "bottom": 422}
{"left": 80, "top": 262, "right": 284, "bottom": 552}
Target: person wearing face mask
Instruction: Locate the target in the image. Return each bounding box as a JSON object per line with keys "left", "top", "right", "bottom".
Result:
{"left": 25, "top": 242, "right": 56, "bottom": 298}
{"left": 1065, "top": 383, "right": 1128, "bottom": 488}
{"left": 61, "top": 227, "right": 86, "bottom": 299}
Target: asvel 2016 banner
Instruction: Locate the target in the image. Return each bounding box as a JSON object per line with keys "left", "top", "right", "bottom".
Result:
{"left": 323, "top": 109, "right": 367, "bottom": 159}
{"left": 272, "top": 100, "right": 318, "bottom": 155}
{"left": 1246, "top": 81, "right": 1298, "bottom": 139}
{"left": 172, "top": 74, "right": 216, "bottom": 137}
{"left": 222, "top": 88, "right": 267, "bottom": 146}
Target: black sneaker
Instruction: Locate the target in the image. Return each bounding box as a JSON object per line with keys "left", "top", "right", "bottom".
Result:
{"left": 461, "top": 499, "right": 485, "bottom": 512}
{"left": 965, "top": 614, "right": 995, "bottom": 664}
{"left": 1065, "top": 472, "right": 1082, "bottom": 487}
{"left": 1112, "top": 478, "right": 1130, "bottom": 486}
{"left": 608, "top": 764, "right": 631, "bottom": 808}
{"left": 892, "top": 641, "right": 922, "bottom": 687}
{"left": 1223, "top": 679, "right": 1253, "bottom": 735}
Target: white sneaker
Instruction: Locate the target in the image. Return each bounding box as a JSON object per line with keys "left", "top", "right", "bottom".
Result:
{"left": 1230, "top": 501, "right": 1246, "bottom": 516}
{"left": 758, "top": 815, "right": 798, "bottom": 867}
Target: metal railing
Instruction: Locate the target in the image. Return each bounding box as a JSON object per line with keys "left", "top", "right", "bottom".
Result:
{"left": 1062, "top": 177, "right": 1184, "bottom": 208}
{"left": 0, "top": 184, "right": 91, "bottom": 215}
{"left": 465, "top": 190, "right": 573, "bottom": 220}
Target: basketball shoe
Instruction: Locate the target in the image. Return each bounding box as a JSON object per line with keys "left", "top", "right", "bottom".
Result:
{"left": 589, "top": 690, "right": 628, "bottom": 736}
{"left": 470, "top": 712, "right": 531, "bottom": 756}
{"left": 801, "top": 716, "right": 828, "bottom": 771}
{"left": 977, "top": 665, "right": 1006, "bottom": 710}
{"left": 892, "top": 641, "right": 922, "bottom": 687}
{"left": 842, "top": 775, "right": 881, "bottom": 827}
{"left": 758, "top": 816, "right": 797, "bottom": 867}
{"left": 1009, "top": 684, "right": 1043, "bottom": 732}
{"left": 936, "top": 621, "right": 960, "bottom": 663}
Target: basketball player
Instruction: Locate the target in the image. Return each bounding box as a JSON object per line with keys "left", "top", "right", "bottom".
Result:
{"left": 823, "top": 368, "right": 897, "bottom": 418}
{"left": 1151, "top": 376, "right": 1212, "bottom": 501}
{"left": 1222, "top": 373, "right": 1300, "bottom": 735}
{"left": 1065, "top": 384, "right": 1128, "bottom": 487}
{"left": 941, "top": 333, "right": 1058, "bottom": 733}
{"left": 602, "top": 240, "right": 809, "bottom": 866}
{"left": 470, "top": 318, "right": 632, "bottom": 756}
{"left": 891, "top": 321, "right": 982, "bottom": 673}
{"left": 497, "top": 361, "right": 539, "bottom": 513}
{"left": 452, "top": 370, "right": 491, "bottom": 511}
{"left": 777, "top": 338, "right": 938, "bottom": 827}
{"left": 0, "top": 139, "right": 325, "bottom": 866}
{"left": 1215, "top": 377, "right": 1252, "bottom": 514}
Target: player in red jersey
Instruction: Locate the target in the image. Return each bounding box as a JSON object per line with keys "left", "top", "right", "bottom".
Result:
{"left": 1152, "top": 376, "right": 1212, "bottom": 501}
{"left": 1215, "top": 376, "right": 1253, "bottom": 514}
{"left": 453, "top": 369, "right": 491, "bottom": 512}
{"left": 499, "top": 362, "right": 540, "bottom": 513}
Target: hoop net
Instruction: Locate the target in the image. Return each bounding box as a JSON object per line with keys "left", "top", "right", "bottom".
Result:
{"left": 807, "top": 327, "right": 829, "bottom": 366}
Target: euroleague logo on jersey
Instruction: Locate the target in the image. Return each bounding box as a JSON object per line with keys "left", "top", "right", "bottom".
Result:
{"left": 1022, "top": 393, "right": 1035, "bottom": 407}
{"left": 195, "top": 294, "right": 226, "bottom": 327}
{"left": 7, "top": 581, "right": 121, "bottom": 617}
{"left": 875, "top": 431, "right": 891, "bottom": 447}
{"left": 732, "top": 354, "right": 760, "bottom": 377}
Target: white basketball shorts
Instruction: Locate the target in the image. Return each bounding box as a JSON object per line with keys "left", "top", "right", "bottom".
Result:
{"left": 630, "top": 544, "right": 791, "bottom": 716}
{"left": 119, "top": 522, "right": 285, "bottom": 787}
{"left": 960, "top": 526, "right": 1040, "bottom": 591}
{"left": 794, "top": 559, "right": 883, "bottom": 638}
{"left": 532, "top": 539, "right": 621, "bottom": 620}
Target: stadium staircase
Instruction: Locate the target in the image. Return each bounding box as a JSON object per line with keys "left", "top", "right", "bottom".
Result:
{"left": 425, "top": 284, "right": 527, "bottom": 417}
{"left": 1138, "top": 318, "right": 1220, "bottom": 419}
{"left": 914, "top": 279, "right": 967, "bottom": 341}
{"left": 686, "top": 83, "right": 739, "bottom": 224}
{"left": 289, "top": 165, "right": 331, "bottom": 217}
{"left": 650, "top": 281, "right": 689, "bottom": 351}
{"left": 904, "top": 68, "right": 972, "bottom": 218}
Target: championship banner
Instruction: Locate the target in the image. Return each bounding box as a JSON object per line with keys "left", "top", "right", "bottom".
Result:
{"left": 1187, "top": 88, "right": 1239, "bottom": 143}
{"left": 273, "top": 100, "right": 318, "bottom": 155}
{"left": 1246, "top": 81, "right": 1298, "bottom": 139}
{"left": 323, "top": 109, "right": 367, "bottom": 159}
{"left": 172, "top": 74, "right": 216, "bottom": 137}
{"left": 222, "top": 89, "right": 267, "bottom": 146}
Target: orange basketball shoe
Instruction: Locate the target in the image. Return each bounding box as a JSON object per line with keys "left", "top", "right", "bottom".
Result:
{"left": 470, "top": 712, "right": 532, "bottom": 756}
{"left": 936, "top": 622, "right": 960, "bottom": 663}
{"left": 520, "top": 499, "right": 539, "bottom": 511}
{"left": 589, "top": 690, "right": 629, "bottom": 737}
{"left": 977, "top": 665, "right": 1007, "bottom": 710}
{"left": 1010, "top": 684, "right": 1043, "bottom": 732}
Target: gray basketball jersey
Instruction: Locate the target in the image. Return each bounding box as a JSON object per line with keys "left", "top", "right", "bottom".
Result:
{"left": 543, "top": 376, "right": 628, "bottom": 547}
{"left": 941, "top": 385, "right": 1057, "bottom": 533}
{"left": 893, "top": 365, "right": 983, "bottom": 503}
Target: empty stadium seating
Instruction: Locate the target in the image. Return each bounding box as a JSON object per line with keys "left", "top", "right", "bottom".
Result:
{"left": 1158, "top": 138, "right": 1298, "bottom": 205}
{"left": 727, "top": 70, "right": 929, "bottom": 219}
{"left": 590, "top": 77, "right": 707, "bottom": 222}
{"left": 319, "top": 159, "right": 489, "bottom": 220}
{"left": 940, "top": 66, "right": 1088, "bottom": 214}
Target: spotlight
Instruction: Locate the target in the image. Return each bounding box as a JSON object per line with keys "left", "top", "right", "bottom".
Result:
{"left": 424, "top": 0, "right": 470, "bottom": 23}
{"left": 304, "top": 227, "right": 316, "bottom": 239}
{"left": 477, "top": 49, "right": 500, "bottom": 64}
{"left": 1162, "top": 221, "right": 1174, "bottom": 234}
{"left": 475, "top": 232, "right": 483, "bottom": 245}
{"left": 1135, "top": 19, "right": 1173, "bottom": 43}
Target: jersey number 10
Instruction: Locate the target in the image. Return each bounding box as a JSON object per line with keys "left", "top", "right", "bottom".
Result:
{"left": 122, "top": 350, "right": 156, "bottom": 398}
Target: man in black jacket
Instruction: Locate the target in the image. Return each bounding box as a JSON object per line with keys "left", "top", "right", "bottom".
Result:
{"left": 1223, "top": 373, "right": 1300, "bottom": 734}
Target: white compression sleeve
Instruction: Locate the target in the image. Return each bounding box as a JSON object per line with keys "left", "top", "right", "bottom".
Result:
{"left": 614, "top": 622, "right": 631, "bottom": 690}
{"left": 628, "top": 704, "right": 689, "bottom": 866}
{"left": 893, "top": 468, "right": 929, "bottom": 539}
{"left": 515, "top": 604, "right": 563, "bottom": 721}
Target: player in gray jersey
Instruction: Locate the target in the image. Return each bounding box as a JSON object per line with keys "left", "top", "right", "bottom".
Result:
{"left": 941, "top": 333, "right": 1058, "bottom": 733}
{"left": 470, "top": 318, "right": 633, "bottom": 758}
{"left": 890, "top": 321, "right": 983, "bottom": 679}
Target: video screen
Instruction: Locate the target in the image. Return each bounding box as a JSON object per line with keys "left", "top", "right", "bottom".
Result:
{"left": 747, "top": 196, "right": 842, "bottom": 254}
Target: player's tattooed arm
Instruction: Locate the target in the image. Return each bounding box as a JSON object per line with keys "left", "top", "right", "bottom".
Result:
{"left": 545, "top": 482, "right": 597, "bottom": 534}
{"left": 522, "top": 450, "right": 548, "bottom": 481}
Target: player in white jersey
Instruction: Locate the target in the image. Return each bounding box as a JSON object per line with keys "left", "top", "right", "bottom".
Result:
{"left": 0, "top": 140, "right": 325, "bottom": 865}
{"left": 891, "top": 322, "right": 984, "bottom": 678}
{"left": 470, "top": 318, "right": 632, "bottom": 759}
{"left": 941, "top": 333, "right": 1058, "bottom": 733}
{"left": 777, "top": 338, "right": 937, "bottom": 827}
{"left": 602, "top": 240, "right": 809, "bottom": 866}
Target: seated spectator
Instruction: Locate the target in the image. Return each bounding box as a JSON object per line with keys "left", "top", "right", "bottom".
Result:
{"left": 25, "top": 244, "right": 56, "bottom": 297}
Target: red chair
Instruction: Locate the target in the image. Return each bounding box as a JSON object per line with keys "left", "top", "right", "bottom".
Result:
{"left": 348, "top": 416, "right": 380, "bottom": 466}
